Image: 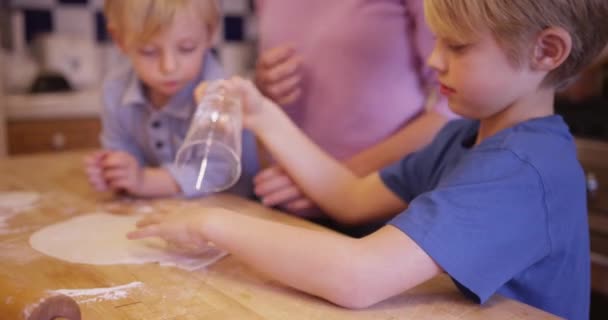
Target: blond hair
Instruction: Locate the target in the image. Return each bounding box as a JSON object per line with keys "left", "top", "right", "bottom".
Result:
{"left": 104, "top": 0, "right": 219, "bottom": 48}
{"left": 424, "top": 0, "right": 608, "bottom": 87}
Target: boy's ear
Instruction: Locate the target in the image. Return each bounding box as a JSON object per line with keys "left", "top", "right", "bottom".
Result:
{"left": 108, "top": 27, "right": 128, "bottom": 53}
{"left": 531, "top": 27, "right": 572, "bottom": 72}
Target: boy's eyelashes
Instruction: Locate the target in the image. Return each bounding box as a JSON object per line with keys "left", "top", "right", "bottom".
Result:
{"left": 178, "top": 45, "right": 198, "bottom": 53}
{"left": 440, "top": 40, "right": 471, "bottom": 53}
{"left": 447, "top": 43, "right": 469, "bottom": 52}
{"left": 135, "top": 44, "right": 199, "bottom": 56}
{"left": 138, "top": 47, "right": 159, "bottom": 57}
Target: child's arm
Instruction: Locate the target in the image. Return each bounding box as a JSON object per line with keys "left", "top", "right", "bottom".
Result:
{"left": 205, "top": 79, "right": 407, "bottom": 225}
{"left": 344, "top": 110, "right": 448, "bottom": 176}
{"left": 99, "top": 151, "right": 180, "bottom": 197}
{"left": 135, "top": 168, "right": 181, "bottom": 197}
{"left": 128, "top": 208, "right": 441, "bottom": 308}
{"left": 253, "top": 110, "right": 446, "bottom": 215}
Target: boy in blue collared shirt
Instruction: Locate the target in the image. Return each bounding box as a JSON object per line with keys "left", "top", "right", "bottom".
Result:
{"left": 84, "top": 0, "right": 258, "bottom": 198}
{"left": 129, "top": 0, "right": 608, "bottom": 318}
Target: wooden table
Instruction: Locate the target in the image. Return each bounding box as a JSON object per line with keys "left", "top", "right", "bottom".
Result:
{"left": 0, "top": 151, "right": 559, "bottom": 319}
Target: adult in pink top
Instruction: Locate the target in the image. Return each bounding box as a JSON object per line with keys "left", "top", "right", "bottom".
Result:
{"left": 254, "top": 0, "right": 456, "bottom": 217}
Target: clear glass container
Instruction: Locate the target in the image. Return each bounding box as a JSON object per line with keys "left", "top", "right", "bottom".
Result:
{"left": 174, "top": 81, "right": 242, "bottom": 193}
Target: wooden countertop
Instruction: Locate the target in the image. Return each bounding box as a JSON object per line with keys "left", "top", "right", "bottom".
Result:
{"left": 0, "top": 151, "right": 559, "bottom": 319}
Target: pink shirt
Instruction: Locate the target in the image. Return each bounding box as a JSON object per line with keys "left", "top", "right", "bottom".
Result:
{"left": 257, "top": 0, "right": 455, "bottom": 160}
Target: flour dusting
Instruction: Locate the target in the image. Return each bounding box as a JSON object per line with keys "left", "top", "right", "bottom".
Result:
{"left": 0, "top": 240, "right": 41, "bottom": 264}
{"left": 51, "top": 281, "right": 143, "bottom": 304}
{"left": 0, "top": 192, "right": 39, "bottom": 233}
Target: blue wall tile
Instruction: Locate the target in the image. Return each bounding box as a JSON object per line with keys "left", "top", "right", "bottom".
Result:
{"left": 224, "top": 16, "right": 244, "bottom": 42}
{"left": 95, "top": 11, "right": 109, "bottom": 42}
{"left": 58, "top": 0, "right": 88, "bottom": 4}
{"left": 24, "top": 9, "right": 53, "bottom": 43}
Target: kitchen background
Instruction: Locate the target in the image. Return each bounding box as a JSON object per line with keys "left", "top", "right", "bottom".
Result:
{"left": 0, "top": 0, "right": 257, "bottom": 156}
{"left": 1, "top": 1, "right": 608, "bottom": 318}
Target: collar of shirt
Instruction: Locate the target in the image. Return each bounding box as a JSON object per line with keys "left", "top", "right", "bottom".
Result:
{"left": 119, "top": 51, "right": 224, "bottom": 121}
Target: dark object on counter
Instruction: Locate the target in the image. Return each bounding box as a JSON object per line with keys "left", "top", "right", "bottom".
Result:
{"left": 29, "top": 72, "right": 73, "bottom": 93}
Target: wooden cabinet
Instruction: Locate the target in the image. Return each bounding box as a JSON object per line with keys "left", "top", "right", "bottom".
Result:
{"left": 577, "top": 138, "right": 608, "bottom": 214}
{"left": 577, "top": 138, "right": 608, "bottom": 297}
{"left": 7, "top": 118, "right": 101, "bottom": 154}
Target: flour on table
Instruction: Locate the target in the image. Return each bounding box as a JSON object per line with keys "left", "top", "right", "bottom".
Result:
{"left": 0, "top": 192, "right": 39, "bottom": 211}
{"left": 0, "top": 192, "right": 40, "bottom": 232}
{"left": 51, "top": 281, "right": 143, "bottom": 304}
{"left": 29, "top": 212, "right": 227, "bottom": 271}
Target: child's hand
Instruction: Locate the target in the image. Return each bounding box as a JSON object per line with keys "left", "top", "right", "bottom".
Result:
{"left": 195, "top": 77, "right": 281, "bottom": 134}
{"left": 99, "top": 151, "right": 143, "bottom": 194}
{"left": 84, "top": 150, "right": 110, "bottom": 192}
{"left": 127, "top": 211, "right": 215, "bottom": 253}
{"left": 254, "top": 165, "right": 323, "bottom": 219}
{"left": 254, "top": 44, "right": 302, "bottom": 106}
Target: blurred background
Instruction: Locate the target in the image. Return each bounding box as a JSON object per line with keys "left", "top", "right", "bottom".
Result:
{"left": 0, "top": 1, "right": 607, "bottom": 318}
{"left": 0, "top": 0, "right": 257, "bottom": 156}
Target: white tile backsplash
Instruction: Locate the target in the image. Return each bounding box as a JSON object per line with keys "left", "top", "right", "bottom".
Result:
{"left": 245, "top": 14, "right": 258, "bottom": 40}
{"left": 3, "top": 0, "right": 258, "bottom": 93}
{"left": 221, "top": 0, "right": 250, "bottom": 15}
{"left": 53, "top": 7, "right": 95, "bottom": 41}
{"left": 11, "top": 0, "right": 56, "bottom": 8}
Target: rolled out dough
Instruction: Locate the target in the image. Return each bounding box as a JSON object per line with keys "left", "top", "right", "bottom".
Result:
{"left": 29, "top": 212, "right": 227, "bottom": 271}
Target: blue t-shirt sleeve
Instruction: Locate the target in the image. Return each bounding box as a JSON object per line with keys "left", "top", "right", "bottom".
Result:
{"left": 389, "top": 148, "right": 550, "bottom": 303}
{"left": 380, "top": 121, "right": 463, "bottom": 202}
{"left": 380, "top": 150, "right": 431, "bottom": 202}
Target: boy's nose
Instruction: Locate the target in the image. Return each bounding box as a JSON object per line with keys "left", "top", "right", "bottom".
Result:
{"left": 427, "top": 43, "right": 446, "bottom": 73}
{"left": 160, "top": 53, "right": 178, "bottom": 74}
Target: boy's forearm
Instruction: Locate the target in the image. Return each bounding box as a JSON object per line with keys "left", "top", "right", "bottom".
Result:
{"left": 199, "top": 211, "right": 441, "bottom": 308}
{"left": 200, "top": 211, "right": 366, "bottom": 307}
{"left": 255, "top": 106, "right": 364, "bottom": 219}
{"left": 133, "top": 168, "right": 181, "bottom": 197}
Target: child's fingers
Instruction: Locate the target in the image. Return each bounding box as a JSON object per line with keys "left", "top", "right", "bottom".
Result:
{"left": 103, "top": 168, "right": 126, "bottom": 182}
{"left": 229, "top": 76, "right": 257, "bottom": 96}
{"left": 259, "top": 44, "right": 295, "bottom": 68}
{"left": 85, "top": 166, "right": 108, "bottom": 191}
{"left": 127, "top": 225, "right": 161, "bottom": 240}
{"left": 89, "top": 177, "right": 108, "bottom": 192}
{"left": 87, "top": 170, "right": 106, "bottom": 185}
{"left": 255, "top": 174, "right": 293, "bottom": 197}
{"left": 85, "top": 165, "right": 103, "bottom": 178}
{"left": 106, "top": 173, "right": 132, "bottom": 191}
{"left": 285, "top": 198, "right": 315, "bottom": 212}
{"left": 135, "top": 213, "right": 166, "bottom": 228}
{"left": 83, "top": 150, "right": 107, "bottom": 166}
{"left": 101, "top": 153, "right": 125, "bottom": 169}
{"left": 253, "top": 165, "right": 284, "bottom": 184}
{"left": 93, "top": 183, "right": 108, "bottom": 192}
{"left": 194, "top": 81, "right": 208, "bottom": 104}
{"left": 261, "top": 185, "right": 303, "bottom": 207}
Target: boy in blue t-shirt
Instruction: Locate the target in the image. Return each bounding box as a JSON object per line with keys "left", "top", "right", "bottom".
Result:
{"left": 83, "top": 0, "right": 258, "bottom": 198}
{"left": 128, "top": 0, "right": 608, "bottom": 318}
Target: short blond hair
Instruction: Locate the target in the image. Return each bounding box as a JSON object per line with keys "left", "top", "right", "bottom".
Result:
{"left": 424, "top": 0, "right": 608, "bottom": 87}
{"left": 104, "top": 0, "right": 219, "bottom": 48}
